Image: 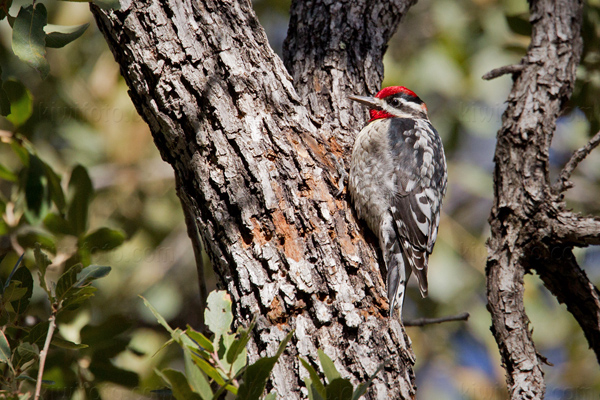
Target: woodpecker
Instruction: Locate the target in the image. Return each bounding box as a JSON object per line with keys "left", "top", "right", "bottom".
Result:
{"left": 348, "top": 86, "right": 447, "bottom": 318}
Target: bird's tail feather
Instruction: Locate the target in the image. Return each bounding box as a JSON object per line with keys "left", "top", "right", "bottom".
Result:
{"left": 386, "top": 240, "right": 411, "bottom": 318}
{"left": 402, "top": 242, "right": 429, "bottom": 298}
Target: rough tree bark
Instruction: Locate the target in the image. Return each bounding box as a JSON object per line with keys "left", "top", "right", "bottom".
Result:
{"left": 91, "top": 0, "right": 419, "bottom": 398}
{"left": 486, "top": 0, "right": 600, "bottom": 398}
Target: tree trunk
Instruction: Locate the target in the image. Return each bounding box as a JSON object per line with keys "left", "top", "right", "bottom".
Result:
{"left": 91, "top": 0, "right": 418, "bottom": 398}
{"left": 485, "top": 0, "right": 600, "bottom": 397}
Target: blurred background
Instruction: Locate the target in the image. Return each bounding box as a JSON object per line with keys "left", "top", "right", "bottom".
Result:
{"left": 1, "top": 0, "right": 599, "bottom": 398}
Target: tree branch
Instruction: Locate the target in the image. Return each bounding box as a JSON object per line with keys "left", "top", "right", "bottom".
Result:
{"left": 553, "top": 211, "right": 600, "bottom": 246}
{"left": 34, "top": 313, "right": 56, "bottom": 400}
{"left": 482, "top": 64, "right": 525, "bottom": 80}
{"left": 554, "top": 130, "right": 600, "bottom": 193}
{"left": 486, "top": 0, "right": 583, "bottom": 397}
{"left": 531, "top": 249, "right": 600, "bottom": 364}
{"left": 404, "top": 312, "right": 470, "bottom": 327}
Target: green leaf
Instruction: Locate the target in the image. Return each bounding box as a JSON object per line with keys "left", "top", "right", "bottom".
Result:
{"left": 0, "top": 163, "right": 17, "bottom": 182}
{"left": 34, "top": 244, "right": 50, "bottom": 273}
{"left": 3, "top": 282, "right": 28, "bottom": 302}
{"left": 0, "top": 330, "right": 12, "bottom": 365}
{"left": 55, "top": 263, "right": 83, "bottom": 302}
{"left": 10, "top": 265, "right": 33, "bottom": 315}
{"left": 141, "top": 296, "right": 175, "bottom": 334}
{"left": 12, "top": 4, "right": 49, "bottom": 79}
{"left": 211, "top": 376, "right": 239, "bottom": 399}
{"left": 16, "top": 374, "right": 37, "bottom": 383}
{"left": 34, "top": 244, "right": 51, "bottom": 295}
{"left": 325, "top": 378, "right": 353, "bottom": 400}
{"left": 10, "top": 141, "right": 29, "bottom": 165}
{"left": 24, "top": 154, "right": 51, "bottom": 224}
{"left": 317, "top": 350, "right": 340, "bottom": 383}
{"left": 43, "top": 162, "right": 66, "bottom": 213}
{"left": 17, "top": 230, "right": 56, "bottom": 253}
{"left": 236, "top": 331, "right": 293, "bottom": 400}
{"left": 226, "top": 320, "right": 254, "bottom": 365}
{"left": 351, "top": 364, "right": 383, "bottom": 400}
{"left": 263, "top": 393, "right": 277, "bottom": 400}
{"left": 156, "top": 369, "right": 202, "bottom": 400}
{"left": 186, "top": 326, "right": 214, "bottom": 353}
{"left": 184, "top": 350, "right": 213, "bottom": 400}
{"left": 60, "top": 286, "right": 97, "bottom": 311}
{"left": 304, "top": 378, "right": 325, "bottom": 400}
{"left": 204, "top": 290, "right": 233, "bottom": 345}
{"left": 13, "top": 343, "right": 39, "bottom": 370}
{"left": 67, "top": 165, "right": 93, "bottom": 236}
{"left": 44, "top": 212, "right": 75, "bottom": 236}
{"left": 189, "top": 352, "right": 228, "bottom": 387}
{"left": 24, "top": 321, "right": 50, "bottom": 347}
{"left": 229, "top": 337, "right": 247, "bottom": 376}
{"left": 213, "top": 331, "right": 247, "bottom": 378}
{"left": 45, "top": 23, "right": 89, "bottom": 48}
{"left": 300, "top": 358, "right": 326, "bottom": 398}
{"left": 50, "top": 335, "right": 88, "bottom": 349}
{"left": 75, "top": 265, "right": 111, "bottom": 287}
{"left": 81, "top": 228, "right": 125, "bottom": 253}
{"left": 152, "top": 338, "right": 175, "bottom": 357}
{"left": 217, "top": 333, "right": 234, "bottom": 365}
{"left": 3, "top": 253, "right": 24, "bottom": 291}
{"left": 3, "top": 79, "right": 32, "bottom": 127}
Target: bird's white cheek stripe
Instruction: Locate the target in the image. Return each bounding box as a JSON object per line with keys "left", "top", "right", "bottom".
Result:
{"left": 376, "top": 98, "right": 425, "bottom": 118}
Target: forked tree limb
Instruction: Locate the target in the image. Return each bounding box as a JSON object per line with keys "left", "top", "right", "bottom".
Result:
{"left": 486, "top": 0, "right": 587, "bottom": 398}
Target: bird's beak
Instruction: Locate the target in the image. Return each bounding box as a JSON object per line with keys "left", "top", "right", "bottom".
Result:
{"left": 348, "top": 95, "right": 383, "bottom": 110}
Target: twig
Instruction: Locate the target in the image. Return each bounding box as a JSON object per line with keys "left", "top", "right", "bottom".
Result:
{"left": 554, "top": 130, "right": 600, "bottom": 193}
{"left": 34, "top": 314, "right": 57, "bottom": 400}
{"left": 403, "top": 312, "right": 470, "bottom": 327}
{"left": 482, "top": 64, "right": 525, "bottom": 80}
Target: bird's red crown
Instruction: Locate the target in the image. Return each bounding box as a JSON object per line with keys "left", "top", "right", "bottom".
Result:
{"left": 370, "top": 86, "right": 424, "bottom": 121}
{"left": 375, "top": 86, "right": 418, "bottom": 99}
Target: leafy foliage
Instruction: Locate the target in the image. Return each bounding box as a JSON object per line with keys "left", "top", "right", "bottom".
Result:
{"left": 0, "top": 132, "right": 136, "bottom": 398}
{"left": 2, "top": 0, "right": 117, "bottom": 86}
{"left": 145, "top": 291, "right": 292, "bottom": 400}
{"left": 300, "top": 350, "right": 382, "bottom": 400}
{"left": 0, "top": 246, "right": 127, "bottom": 398}
{"left": 12, "top": 4, "right": 50, "bottom": 79}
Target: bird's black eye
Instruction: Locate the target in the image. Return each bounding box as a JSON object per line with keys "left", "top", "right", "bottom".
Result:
{"left": 390, "top": 98, "right": 401, "bottom": 107}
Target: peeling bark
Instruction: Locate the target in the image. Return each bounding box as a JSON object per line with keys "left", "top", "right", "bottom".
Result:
{"left": 485, "top": 0, "right": 600, "bottom": 397}
{"left": 91, "top": 0, "right": 418, "bottom": 398}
